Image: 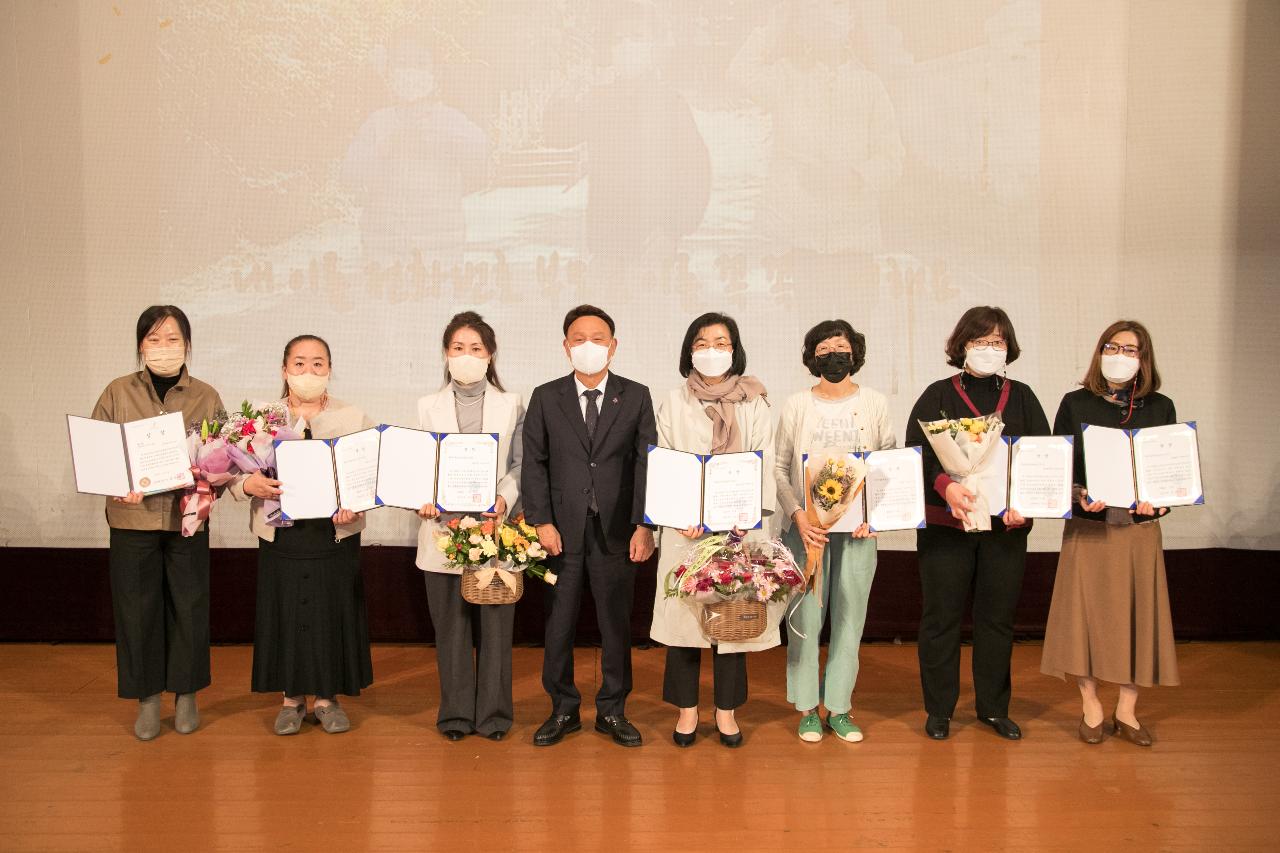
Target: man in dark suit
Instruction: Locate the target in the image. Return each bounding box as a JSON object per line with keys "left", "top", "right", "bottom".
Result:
{"left": 522, "top": 305, "right": 657, "bottom": 747}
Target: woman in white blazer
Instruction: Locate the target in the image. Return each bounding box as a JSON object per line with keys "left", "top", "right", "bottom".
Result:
{"left": 414, "top": 312, "right": 525, "bottom": 742}
{"left": 774, "top": 320, "right": 895, "bottom": 744}
{"left": 650, "top": 312, "right": 776, "bottom": 748}
{"left": 234, "top": 334, "right": 374, "bottom": 736}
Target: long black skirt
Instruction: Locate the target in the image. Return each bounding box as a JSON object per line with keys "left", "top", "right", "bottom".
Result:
{"left": 251, "top": 520, "right": 373, "bottom": 698}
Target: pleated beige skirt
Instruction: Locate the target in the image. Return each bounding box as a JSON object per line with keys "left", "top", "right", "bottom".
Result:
{"left": 1041, "top": 518, "right": 1179, "bottom": 687}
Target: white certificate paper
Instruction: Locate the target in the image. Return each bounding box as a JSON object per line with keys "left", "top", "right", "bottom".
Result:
{"left": 332, "top": 428, "right": 380, "bottom": 513}
{"left": 435, "top": 433, "right": 499, "bottom": 513}
{"left": 1008, "top": 435, "right": 1074, "bottom": 519}
{"left": 275, "top": 439, "right": 339, "bottom": 520}
{"left": 121, "top": 412, "right": 194, "bottom": 495}
{"left": 644, "top": 446, "right": 705, "bottom": 530}
{"left": 1133, "top": 422, "right": 1203, "bottom": 507}
{"left": 864, "top": 447, "right": 926, "bottom": 532}
{"left": 701, "top": 451, "right": 764, "bottom": 532}
{"left": 1082, "top": 424, "right": 1137, "bottom": 508}
{"left": 67, "top": 415, "right": 131, "bottom": 497}
{"left": 375, "top": 425, "right": 439, "bottom": 511}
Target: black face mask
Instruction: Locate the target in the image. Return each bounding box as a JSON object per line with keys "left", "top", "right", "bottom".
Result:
{"left": 815, "top": 352, "right": 854, "bottom": 382}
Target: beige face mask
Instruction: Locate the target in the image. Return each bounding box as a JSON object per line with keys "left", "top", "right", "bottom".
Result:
{"left": 286, "top": 371, "right": 329, "bottom": 402}
{"left": 143, "top": 346, "right": 186, "bottom": 377}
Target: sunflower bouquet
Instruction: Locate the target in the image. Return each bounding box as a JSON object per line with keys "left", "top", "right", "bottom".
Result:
{"left": 799, "top": 449, "right": 868, "bottom": 602}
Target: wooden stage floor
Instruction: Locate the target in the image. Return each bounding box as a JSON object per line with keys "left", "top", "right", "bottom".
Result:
{"left": 2, "top": 642, "right": 1278, "bottom": 851}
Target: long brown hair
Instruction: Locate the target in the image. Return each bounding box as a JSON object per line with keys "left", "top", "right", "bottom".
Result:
{"left": 441, "top": 311, "right": 505, "bottom": 391}
{"left": 280, "top": 334, "right": 332, "bottom": 398}
{"left": 1082, "top": 320, "right": 1161, "bottom": 398}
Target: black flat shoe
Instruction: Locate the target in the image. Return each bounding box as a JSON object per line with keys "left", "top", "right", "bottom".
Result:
{"left": 533, "top": 713, "right": 581, "bottom": 746}
{"left": 672, "top": 729, "right": 697, "bottom": 748}
{"left": 485, "top": 730, "right": 507, "bottom": 742}
{"left": 716, "top": 726, "right": 743, "bottom": 748}
{"left": 595, "top": 715, "right": 643, "bottom": 747}
{"left": 925, "top": 715, "right": 951, "bottom": 739}
{"left": 441, "top": 729, "right": 467, "bottom": 741}
{"left": 979, "top": 716, "right": 1022, "bottom": 740}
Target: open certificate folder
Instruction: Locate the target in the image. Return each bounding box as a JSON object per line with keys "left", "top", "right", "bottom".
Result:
{"left": 274, "top": 428, "right": 380, "bottom": 519}
{"left": 1083, "top": 422, "right": 1204, "bottom": 508}
{"left": 67, "top": 412, "right": 194, "bottom": 497}
{"left": 803, "top": 447, "right": 927, "bottom": 532}
{"left": 275, "top": 428, "right": 501, "bottom": 520}
{"left": 643, "top": 447, "right": 763, "bottom": 532}
{"left": 973, "top": 436, "right": 1075, "bottom": 520}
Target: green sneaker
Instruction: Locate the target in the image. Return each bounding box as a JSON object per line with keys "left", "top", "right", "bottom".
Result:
{"left": 798, "top": 712, "right": 823, "bottom": 743}
{"left": 827, "top": 712, "right": 864, "bottom": 742}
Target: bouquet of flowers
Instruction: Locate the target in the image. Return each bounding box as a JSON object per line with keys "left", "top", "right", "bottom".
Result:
{"left": 221, "top": 400, "right": 301, "bottom": 527}
{"left": 800, "top": 449, "right": 867, "bottom": 601}
{"left": 180, "top": 412, "right": 239, "bottom": 536}
{"left": 919, "top": 412, "right": 1006, "bottom": 531}
{"left": 664, "top": 531, "right": 805, "bottom": 642}
{"left": 437, "top": 514, "right": 557, "bottom": 598}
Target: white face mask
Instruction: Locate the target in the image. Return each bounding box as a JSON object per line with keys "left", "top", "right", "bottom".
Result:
{"left": 691, "top": 348, "right": 733, "bottom": 379}
{"left": 1101, "top": 353, "right": 1140, "bottom": 384}
{"left": 286, "top": 371, "right": 329, "bottom": 402}
{"left": 143, "top": 346, "right": 185, "bottom": 378}
{"left": 448, "top": 354, "right": 490, "bottom": 385}
{"left": 569, "top": 341, "right": 611, "bottom": 376}
{"left": 964, "top": 347, "right": 1007, "bottom": 377}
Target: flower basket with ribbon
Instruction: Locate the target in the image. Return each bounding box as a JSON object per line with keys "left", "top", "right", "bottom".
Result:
{"left": 438, "top": 514, "right": 556, "bottom": 606}
{"left": 664, "top": 531, "right": 805, "bottom": 643}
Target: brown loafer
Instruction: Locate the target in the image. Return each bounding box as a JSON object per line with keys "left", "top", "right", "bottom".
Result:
{"left": 1113, "top": 716, "right": 1152, "bottom": 747}
{"left": 1078, "top": 716, "right": 1105, "bottom": 744}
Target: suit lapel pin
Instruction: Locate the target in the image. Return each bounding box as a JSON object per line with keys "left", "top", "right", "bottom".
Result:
{"left": 611, "top": 397, "right": 619, "bottom": 405}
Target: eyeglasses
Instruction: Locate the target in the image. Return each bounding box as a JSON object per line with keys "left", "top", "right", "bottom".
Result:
{"left": 966, "top": 339, "right": 1007, "bottom": 351}
{"left": 692, "top": 342, "right": 733, "bottom": 352}
{"left": 1101, "top": 343, "right": 1140, "bottom": 357}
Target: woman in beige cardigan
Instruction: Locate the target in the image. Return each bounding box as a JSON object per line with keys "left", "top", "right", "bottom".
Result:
{"left": 650, "top": 312, "right": 776, "bottom": 748}
{"left": 233, "top": 334, "right": 374, "bottom": 735}
{"left": 414, "top": 312, "right": 524, "bottom": 742}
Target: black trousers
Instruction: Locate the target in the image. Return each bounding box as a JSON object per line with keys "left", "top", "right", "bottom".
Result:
{"left": 424, "top": 571, "right": 515, "bottom": 736}
{"left": 916, "top": 524, "right": 1028, "bottom": 719}
{"left": 107, "top": 527, "right": 211, "bottom": 699}
{"left": 662, "top": 646, "right": 747, "bottom": 710}
{"left": 542, "top": 514, "right": 635, "bottom": 717}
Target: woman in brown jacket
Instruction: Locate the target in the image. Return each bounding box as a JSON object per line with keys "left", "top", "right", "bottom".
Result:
{"left": 91, "top": 305, "right": 225, "bottom": 741}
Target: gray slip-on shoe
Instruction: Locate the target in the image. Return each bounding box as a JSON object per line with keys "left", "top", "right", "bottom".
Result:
{"left": 313, "top": 702, "right": 350, "bottom": 734}
{"left": 175, "top": 692, "right": 200, "bottom": 734}
{"left": 274, "top": 703, "right": 306, "bottom": 736}
{"left": 135, "top": 694, "right": 162, "bottom": 741}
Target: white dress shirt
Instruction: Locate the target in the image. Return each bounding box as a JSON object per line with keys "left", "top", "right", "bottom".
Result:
{"left": 574, "top": 373, "right": 610, "bottom": 420}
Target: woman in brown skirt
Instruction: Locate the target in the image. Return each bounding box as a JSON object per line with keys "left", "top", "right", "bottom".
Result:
{"left": 1041, "top": 320, "right": 1179, "bottom": 746}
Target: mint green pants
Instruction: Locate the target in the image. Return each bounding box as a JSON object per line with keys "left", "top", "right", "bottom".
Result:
{"left": 783, "top": 527, "right": 877, "bottom": 714}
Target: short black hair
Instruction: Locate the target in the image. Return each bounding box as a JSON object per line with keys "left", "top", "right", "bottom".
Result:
{"left": 802, "top": 319, "right": 866, "bottom": 377}
{"left": 562, "top": 304, "right": 616, "bottom": 337}
{"left": 136, "top": 305, "right": 192, "bottom": 354}
{"left": 679, "top": 312, "right": 747, "bottom": 378}
{"left": 944, "top": 306, "right": 1021, "bottom": 368}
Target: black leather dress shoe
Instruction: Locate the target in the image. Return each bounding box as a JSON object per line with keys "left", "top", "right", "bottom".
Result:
{"left": 441, "top": 729, "right": 467, "bottom": 741}
{"left": 716, "top": 726, "right": 743, "bottom": 749}
{"left": 595, "top": 715, "right": 643, "bottom": 747}
{"left": 925, "top": 715, "right": 951, "bottom": 739}
{"left": 533, "top": 713, "right": 581, "bottom": 746}
{"left": 672, "top": 728, "right": 697, "bottom": 748}
{"left": 979, "top": 716, "right": 1022, "bottom": 740}
{"left": 485, "top": 730, "right": 507, "bottom": 742}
